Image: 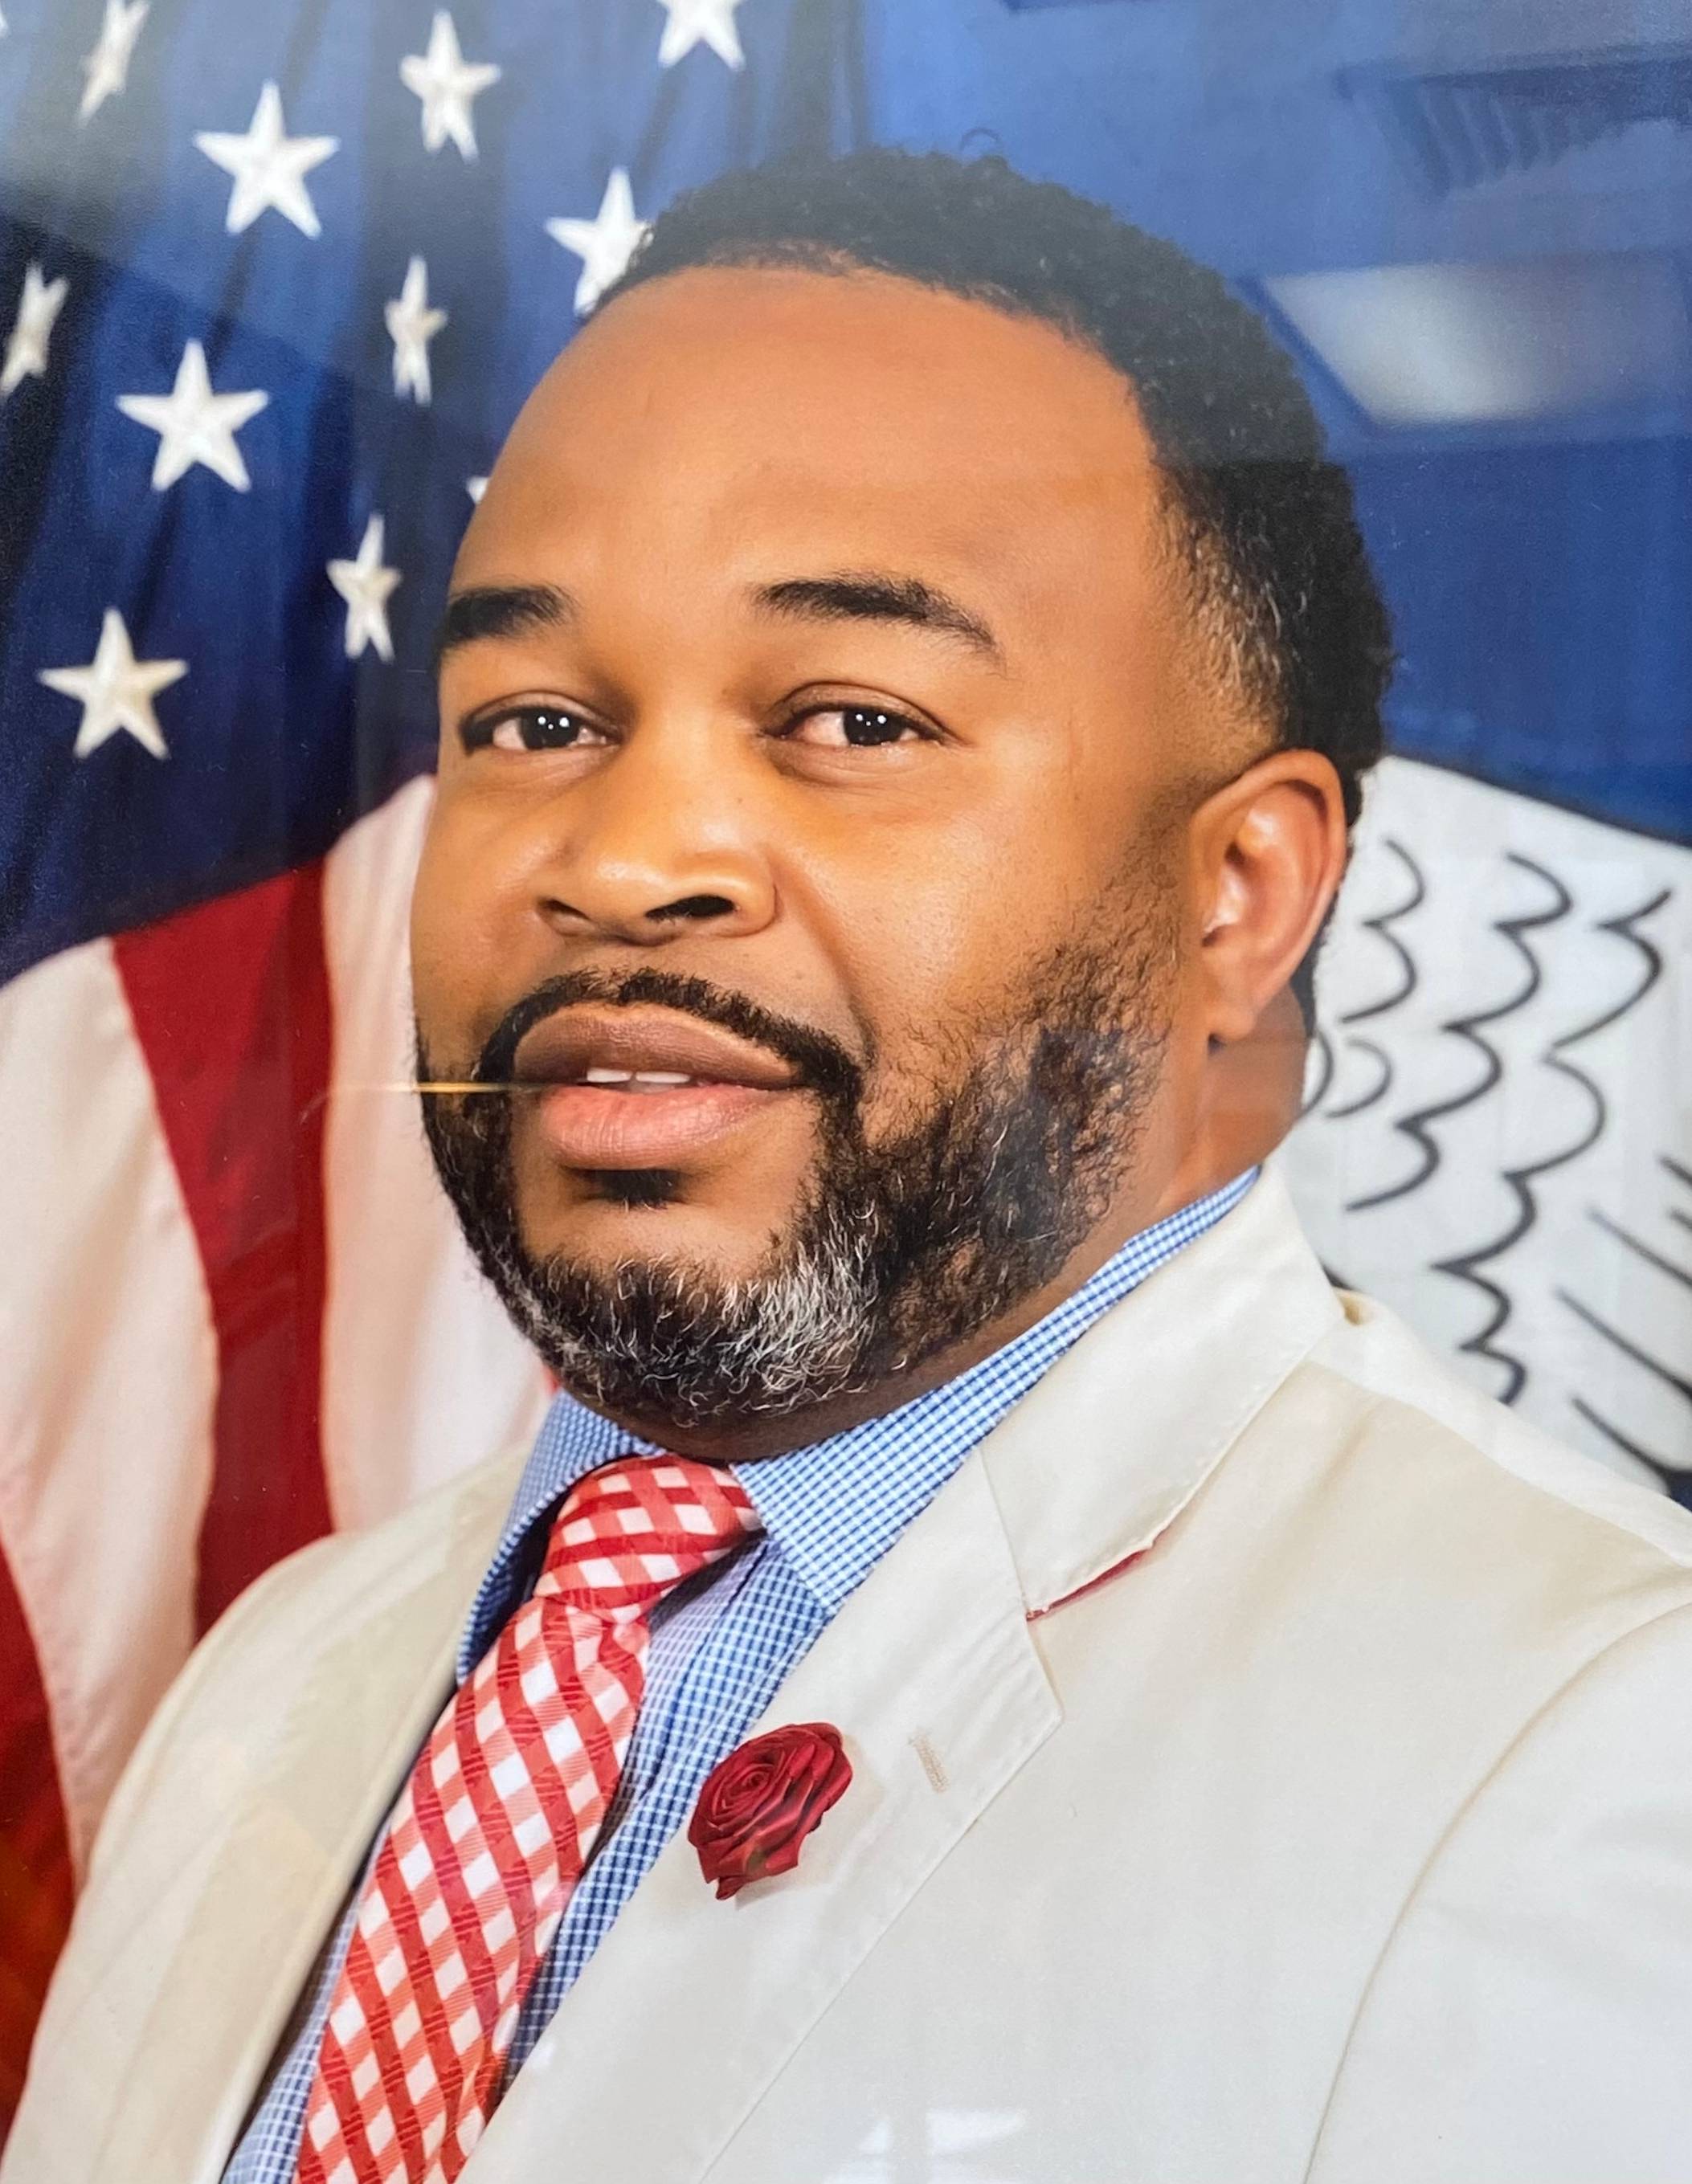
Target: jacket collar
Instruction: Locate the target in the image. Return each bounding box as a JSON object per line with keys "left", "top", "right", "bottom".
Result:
{"left": 84, "top": 1451, "right": 525, "bottom": 2184}
{"left": 982, "top": 1161, "right": 1343, "bottom": 1616}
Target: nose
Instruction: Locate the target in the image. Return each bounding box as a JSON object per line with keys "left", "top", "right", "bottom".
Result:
{"left": 529, "top": 722, "right": 778, "bottom": 948}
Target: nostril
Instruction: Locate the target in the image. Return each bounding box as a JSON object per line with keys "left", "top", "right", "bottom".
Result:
{"left": 650, "top": 894, "right": 737, "bottom": 923}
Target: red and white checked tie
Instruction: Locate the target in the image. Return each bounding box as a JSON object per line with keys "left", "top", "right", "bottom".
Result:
{"left": 294, "top": 1454, "right": 759, "bottom": 2184}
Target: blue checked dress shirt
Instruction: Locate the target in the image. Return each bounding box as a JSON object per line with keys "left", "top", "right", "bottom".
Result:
{"left": 227, "top": 1167, "right": 1256, "bottom": 2181}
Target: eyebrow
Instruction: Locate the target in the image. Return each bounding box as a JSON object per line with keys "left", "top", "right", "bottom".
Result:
{"left": 434, "top": 582, "right": 576, "bottom": 667}
{"left": 433, "top": 568, "right": 1004, "bottom": 670}
{"left": 751, "top": 570, "right": 1004, "bottom": 665}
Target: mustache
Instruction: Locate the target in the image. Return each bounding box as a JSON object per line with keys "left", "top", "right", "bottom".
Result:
{"left": 468, "top": 965, "right": 864, "bottom": 1108}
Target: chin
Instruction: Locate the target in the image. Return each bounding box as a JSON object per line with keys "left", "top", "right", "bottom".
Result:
{"left": 517, "top": 1182, "right": 789, "bottom": 1283}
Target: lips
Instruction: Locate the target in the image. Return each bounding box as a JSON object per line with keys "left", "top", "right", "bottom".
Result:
{"left": 510, "top": 1006, "right": 803, "bottom": 1170}
{"left": 511, "top": 1006, "right": 803, "bottom": 1094}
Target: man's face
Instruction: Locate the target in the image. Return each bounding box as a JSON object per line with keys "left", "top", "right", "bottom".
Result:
{"left": 412, "top": 267, "right": 1232, "bottom": 1429}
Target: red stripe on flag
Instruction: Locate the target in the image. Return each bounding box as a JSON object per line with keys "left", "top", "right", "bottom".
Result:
{"left": 0, "top": 1536, "right": 75, "bottom": 2135}
{"left": 116, "top": 866, "right": 336, "bottom": 1632}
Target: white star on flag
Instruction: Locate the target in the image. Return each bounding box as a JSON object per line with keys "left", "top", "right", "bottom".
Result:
{"left": 328, "top": 516, "right": 401, "bottom": 662}
{"left": 400, "top": 11, "right": 501, "bottom": 160}
{"left": 2, "top": 261, "right": 69, "bottom": 398}
{"left": 546, "top": 169, "right": 648, "bottom": 315}
{"left": 194, "top": 81, "right": 338, "bottom": 239}
{"left": 466, "top": 476, "right": 487, "bottom": 504}
{"left": 39, "top": 608, "right": 186, "bottom": 760}
{"left": 385, "top": 257, "right": 447, "bottom": 406}
{"left": 78, "top": 0, "right": 148, "bottom": 125}
{"left": 116, "top": 339, "right": 268, "bottom": 490}
{"left": 656, "top": 0, "right": 746, "bottom": 69}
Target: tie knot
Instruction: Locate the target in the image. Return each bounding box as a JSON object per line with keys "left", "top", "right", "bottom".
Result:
{"left": 537, "top": 1453, "right": 760, "bottom": 1610}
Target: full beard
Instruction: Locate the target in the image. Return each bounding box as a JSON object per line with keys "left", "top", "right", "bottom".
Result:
{"left": 419, "top": 905, "right": 1174, "bottom": 1434}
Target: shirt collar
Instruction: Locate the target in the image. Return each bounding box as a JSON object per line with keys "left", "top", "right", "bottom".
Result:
{"left": 460, "top": 1167, "right": 1257, "bottom": 1672}
{"left": 736, "top": 1167, "right": 1257, "bottom": 1606}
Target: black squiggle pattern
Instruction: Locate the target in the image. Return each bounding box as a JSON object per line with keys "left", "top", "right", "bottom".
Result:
{"left": 1575, "top": 888, "right": 1669, "bottom": 1040}
{"left": 1546, "top": 892, "right": 1678, "bottom": 1414}
{"left": 1447, "top": 877, "right": 1672, "bottom": 1403}
{"left": 1338, "top": 839, "right": 1424, "bottom": 1026}
{"left": 1558, "top": 1290, "right": 1692, "bottom": 1407}
{"left": 1347, "top": 851, "right": 1565, "bottom": 1217}
{"left": 1666, "top": 1153, "right": 1692, "bottom": 1259}
{"left": 1298, "top": 1024, "right": 1335, "bottom": 1120}
{"left": 1588, "top": 1208, "right": 1692, "bottom": 1293}
{"left": 1322, "top": 839, "right": 1424, "bottom": 1123}
{"left": 1571, "top": 1397, "right": 1692, "bottom": 1511}
{"left": 1325, "top": 1038, "right": 1392, "bottom": 1121}
{"left": 1416, "top": 856, "right": 1587, "bottom": 1400}
{"left": 1571, "top": 1133, "right": 1692, "bottom": 1483}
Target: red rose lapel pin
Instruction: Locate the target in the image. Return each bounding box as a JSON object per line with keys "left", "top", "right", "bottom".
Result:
{"left": 689, "top": 1723, "right": 852, "bottom": 1899}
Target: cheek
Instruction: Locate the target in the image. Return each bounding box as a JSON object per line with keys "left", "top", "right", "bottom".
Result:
{"left": 824, "top": 812, "right": 1179, "bottom": 1139}
{"left": 826, "top": 786, "right": 1117, "bottom": 1031}
{"left": 812, "top": 867, "right": 1049, "bottom": 1133}
{"left": 407, "top": 840, "right": 448, "bottom": 1032}
{"left": 409, "top": 804, "right": 499, "bottom": 1063}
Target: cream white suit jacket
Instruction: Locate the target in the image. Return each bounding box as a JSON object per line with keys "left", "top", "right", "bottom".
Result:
{"left": 12, "top": 1169, "right": 1692, "bottom": 2184}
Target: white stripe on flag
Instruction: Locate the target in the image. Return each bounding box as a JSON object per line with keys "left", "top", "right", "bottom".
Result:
{"left": 0, "top": 936, "right": 218, "bottom": 1869}
{"left": 320, "top": 779, "right": 548, "bottom": 1534}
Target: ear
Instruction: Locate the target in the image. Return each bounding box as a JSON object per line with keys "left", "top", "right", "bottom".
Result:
{"left": 1188, "top": 748, "right": 1350, "bottom": 1045}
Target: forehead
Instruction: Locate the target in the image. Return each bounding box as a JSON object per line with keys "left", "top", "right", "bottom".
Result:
{"left": 456, "top": 266, "right": 1171, "bottom": 623}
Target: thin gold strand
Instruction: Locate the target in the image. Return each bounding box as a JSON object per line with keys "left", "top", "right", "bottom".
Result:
{"left": 330, "top": 1080, "right": 521, "bottom": 1095}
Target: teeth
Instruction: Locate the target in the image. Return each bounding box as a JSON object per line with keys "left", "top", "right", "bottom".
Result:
{"left": 578, "top": 1067, "right": 697, "bottom": 1088}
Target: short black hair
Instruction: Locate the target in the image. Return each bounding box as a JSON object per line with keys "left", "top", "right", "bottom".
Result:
{"left": 599, "top": 146, "right": 1393, "bottom": 835}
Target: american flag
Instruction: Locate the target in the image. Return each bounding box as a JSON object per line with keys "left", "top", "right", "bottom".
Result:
{"left": 0, "top": 0, "right": 858, "bottom": 2127}
{"left": 4, "top": 0, "right": 1689, "bottom": 2141}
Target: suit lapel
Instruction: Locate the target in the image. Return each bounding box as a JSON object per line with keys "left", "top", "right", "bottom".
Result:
{"left": 91, "top": 1456, "right": 520, "bottom": 2184}
{"left": 476, "top": 1453, "right": 1060, "bottom": 2184}
{"left": 985, "top": 1163, "right": 1344, "bottom": 1615}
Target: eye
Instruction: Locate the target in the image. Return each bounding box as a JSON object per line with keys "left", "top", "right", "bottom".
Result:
{"left": 460, "top": 704, "right": 611, "bottom": 755}
{"left": 783, "top": 704, "right": 930, "bottom": 749}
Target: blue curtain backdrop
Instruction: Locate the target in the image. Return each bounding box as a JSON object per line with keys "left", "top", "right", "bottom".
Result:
{"left": 867, "top": 3, "right": 1692, "bottom": 843}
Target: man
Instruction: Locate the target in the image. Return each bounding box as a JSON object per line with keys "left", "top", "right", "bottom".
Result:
{"left": 11, "top": 149, "right": 1692, "bottom": 2184}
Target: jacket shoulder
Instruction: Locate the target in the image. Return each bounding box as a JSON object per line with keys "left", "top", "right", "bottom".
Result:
{"left": 1307, "top": 1284, "right": 1692, "bottom": 1580}
{"left": 1306, "top": 1590, "right": 1692, "bottom": 2182}
{"left": 87, "top": 1442, "right": 525, "bottom": 1880}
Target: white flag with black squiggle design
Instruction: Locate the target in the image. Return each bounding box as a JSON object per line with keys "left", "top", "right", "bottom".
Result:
{"left": 1288, "top": 757, "right": 1691, "bottom": 1492}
